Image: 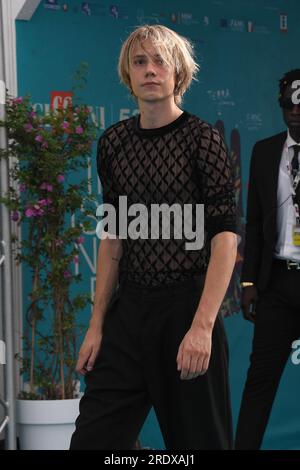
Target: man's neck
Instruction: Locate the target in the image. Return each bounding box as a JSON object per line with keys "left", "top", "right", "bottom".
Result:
{"left": 288, "top": 129, "right": 300, "bottom": 144}
{"left": 138, "top": 100, "right": 183, "bottom": 129}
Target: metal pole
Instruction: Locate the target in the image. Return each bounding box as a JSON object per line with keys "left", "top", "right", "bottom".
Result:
{"left": 0, "top": 0, "right": 17, "bottom": 450}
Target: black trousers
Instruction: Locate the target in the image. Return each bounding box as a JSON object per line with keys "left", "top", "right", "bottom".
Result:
{"left": 235, "top": 260, "right": 300, "bottom": 449}
{"left": 70, "top": 277, "right": 233, "bottom": 450}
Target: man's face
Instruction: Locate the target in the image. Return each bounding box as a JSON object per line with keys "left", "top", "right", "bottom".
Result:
{"left": 128, "top": 39, "right": 176, "bottom": 104}
{"left": 281, "top": 83, "right": 300, "bottom": 134}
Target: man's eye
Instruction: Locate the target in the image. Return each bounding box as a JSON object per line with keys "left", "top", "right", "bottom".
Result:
{"left": 156, "top": 58, "right": 164, "bottom": 65}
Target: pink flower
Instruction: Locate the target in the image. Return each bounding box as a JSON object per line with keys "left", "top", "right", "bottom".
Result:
{"left": 40, "top": 182, "right": 53, "bottom": 192}
{"left": 12, "top": 97, "right": 23, "bottom": 104}
{"left": 29, "top": 111, "right": 37, "bottom": 118}
{"left": 19, "top": 183, "right": 26, "bottom": 192}
{"left": 57, "top": 174, "right": 65, "bottom": 183}
{"left": 11, "top": 211, "right": 19, "bottom": 221}
{"left": 63, "top": 271, "right": 71, "bottom": 279}
{"left": 41, "top": 141, "right": 49, "bottom": 149}
{"left": 75, "top": 126, "right": 83, "bottom": 134}
{"left": 25, "top": 208, "right": 35, "bottom": 218}
{"left": 38, "top": 198, "right": 52, "bottom": 207}
{"left": 24, "top": 123, "right": 33, "bottom": 132}
{"left": 76, "top": 236, "right": 85, "bottom": 244}
{"left": 62, "top": 121, "right": 70, "bottom": 129}
{"left": 35, "top": 135, "right": 43, "bottom": 143}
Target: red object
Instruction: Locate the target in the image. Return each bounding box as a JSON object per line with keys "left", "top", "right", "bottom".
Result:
{"left": 50, "top": 91, "right": 73, "bottom": 110}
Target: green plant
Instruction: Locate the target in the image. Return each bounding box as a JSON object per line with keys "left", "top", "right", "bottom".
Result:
{"left": 0, "top": 93, "right": 97, "bottom": 399}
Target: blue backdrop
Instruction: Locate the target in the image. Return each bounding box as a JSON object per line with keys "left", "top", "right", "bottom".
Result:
{"left": 16, "top": 0, "right": 300, "bottom": 449}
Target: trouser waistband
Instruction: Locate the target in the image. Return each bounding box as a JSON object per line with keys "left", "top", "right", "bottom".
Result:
{"left": 119, "top": 274, "right": 206, "bottom": 298}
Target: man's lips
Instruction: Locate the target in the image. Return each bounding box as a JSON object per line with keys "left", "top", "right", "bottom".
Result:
{"left": 142, "top": 82, "right": 160, "bottom": 86}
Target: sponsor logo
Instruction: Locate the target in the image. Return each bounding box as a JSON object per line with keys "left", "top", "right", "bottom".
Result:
{"left": 109, "top": 5, "right": 119, "bottom": 19}
{"left": 109, "top": 4, "right": 128, "bottom": 20}
{"left": 33, "top": 98, "right": 105, "bottom": 129}
{"left": 207, "top": 88, "right": 235, "bottom": 107}
{"left": 221, "top": 17, "right": 270, "bottom": 34}
{"left": 280, "top": 13, "right": 288, "bottom": 32}
{"left": 170, "top": 12, "right": 199, "bottom": 25}
{"left": 50, "top": 91, "right": 73, "bottom": 110}
{"left": 81, "top": 2, "right": 91, "bottom": 16}
{"left": 44, "top": 0, "right": 60, "bottom": 10}
{"left": 220, "top": 18, "right": 245, "bottom": 32}
{"left": 72, "top": 2, "right": 105, "bottom": 16}
{"left": 245, "top": 113, "right": 263, "bottom": 131}
{"left": 247, "top": 21, "right": 254, "bottom": 33}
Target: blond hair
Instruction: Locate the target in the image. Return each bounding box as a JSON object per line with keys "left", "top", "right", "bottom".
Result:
{"left": 118, "top": 25, "right": 199, "bottom": 105}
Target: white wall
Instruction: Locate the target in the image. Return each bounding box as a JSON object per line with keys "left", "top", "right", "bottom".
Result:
{"left": 0, "top": 0, "right": 40, "bottom": 446}
{"left": 12, "top": 0, "right": 27, "bottom": 18}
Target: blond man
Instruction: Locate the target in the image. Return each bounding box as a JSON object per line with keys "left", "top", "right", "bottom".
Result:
{"left": 70, "top": 25, "right": 237, "bottom": 450}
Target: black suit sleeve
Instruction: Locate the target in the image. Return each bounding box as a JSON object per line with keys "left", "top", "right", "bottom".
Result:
{"left": 241, "top": 142, "right": 263, "bottom": 283}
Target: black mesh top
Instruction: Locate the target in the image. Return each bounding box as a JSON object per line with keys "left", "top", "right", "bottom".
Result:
{"left": 96, "top": 111, "right": 237, "bottom": 287}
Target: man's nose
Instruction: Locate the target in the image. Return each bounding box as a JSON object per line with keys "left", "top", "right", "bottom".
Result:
{"left": 291, "top": 104, "right": 300, "bottom": 114}
{"left": 145, "top": 60, "right": 156, "bottom": 76}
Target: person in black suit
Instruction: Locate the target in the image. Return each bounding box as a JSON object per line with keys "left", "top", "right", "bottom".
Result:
{"left": 235, "top": 69, "right": 300, "bottom": 449}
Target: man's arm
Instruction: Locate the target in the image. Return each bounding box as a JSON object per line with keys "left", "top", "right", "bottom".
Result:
{"left": 78, "top": 130, "right": 123, "bottom": 374}
{"left": 90, "top": 237, "right": 123, "bottom": 330}
{"left": 176, "top": 126, "right": 238, "bottom": 379}
{"left": 177, "top": 231, "right": 237, "bottom": 380}
{"left": 76, "top": 237, "right": 123, "bottom": 375}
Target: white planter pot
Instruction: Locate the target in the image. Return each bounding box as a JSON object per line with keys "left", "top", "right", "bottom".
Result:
{"left": 16, "top": 398, "right": 80, "bottom": 450}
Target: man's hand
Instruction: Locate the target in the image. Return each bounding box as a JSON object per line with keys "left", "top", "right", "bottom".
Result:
{"left": 176, "top": 324, "right": 212, "bottom": 380}
{"left": 76, "top": 327, "right": 103, "bottom": 376}
{"left": 241, "top": 285, "right": 258, "bottom": 323}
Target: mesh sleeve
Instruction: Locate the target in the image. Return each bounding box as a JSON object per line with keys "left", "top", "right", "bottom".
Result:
{"left": 196, "top": 126, "right": 237, "bottom": 241}
{"left": 96, "top": 135, "right": 119, "bottom": 237}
